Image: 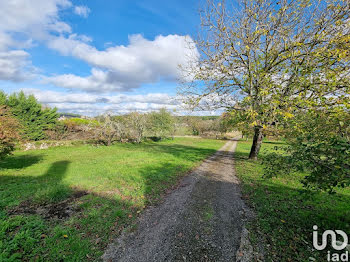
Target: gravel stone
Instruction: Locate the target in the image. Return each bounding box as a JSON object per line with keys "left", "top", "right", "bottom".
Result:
{"left": 103, "top": 140, "right": 256, "bottom": 262}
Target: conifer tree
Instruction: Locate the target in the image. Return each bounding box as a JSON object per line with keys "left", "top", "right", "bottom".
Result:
{"left": 0, "top": 90, "right": 58, "bottom": 140}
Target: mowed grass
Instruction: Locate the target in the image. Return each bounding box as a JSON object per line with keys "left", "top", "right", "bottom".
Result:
{"left": 235, "top": 140, "right": 350, "bottom": 261}
{"left": 0, "top": 137, "right": 225, "bottom": 261}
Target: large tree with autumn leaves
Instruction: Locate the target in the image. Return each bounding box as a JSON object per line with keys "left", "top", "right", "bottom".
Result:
{"left": 181, "top": 0, "right": 350, "bottom": 159}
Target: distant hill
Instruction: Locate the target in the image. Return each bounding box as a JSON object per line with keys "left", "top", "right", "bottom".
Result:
{"left": 59, "top": 113, "right": 82, "bottom": 118}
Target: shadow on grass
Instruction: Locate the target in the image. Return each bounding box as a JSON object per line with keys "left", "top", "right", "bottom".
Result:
{"left": 0, "top": 154, "right": 43, "bottom": 170}
{"left": 101, "top": 145, "right": 249, "bottom": 262}
{"left": 0, "top": 158, "right": 137, "bottom": 261}
{"left": 0, "top": 141, "right": 223, "bottom": 261}
{"left": 137, "top": 142, "right": 219, "bottom": 163}
{"left": 233, "top": 147, "right": 350, "bottom": 261}
{"left": 1, "top": 160, "right": 72, "bottom": 208}
{"left": 139, "top": 143, "right": 222, "bottom": 204}
{"left": 240, "top": 181, "right": 350, "bottom": 261}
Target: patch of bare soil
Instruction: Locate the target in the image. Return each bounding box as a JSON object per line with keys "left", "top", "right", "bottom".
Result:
{"left": 8, "top": 190, "right": 88, "bottom": 220}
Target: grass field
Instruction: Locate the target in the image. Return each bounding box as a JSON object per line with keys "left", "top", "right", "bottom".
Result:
{"left": 235, "top": 140, "right": 350, "bottom": 261}
{"left": 0, "top": 137, "right": 225, "bottom": 261}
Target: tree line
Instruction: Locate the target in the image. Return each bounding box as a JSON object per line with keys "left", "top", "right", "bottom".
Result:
{"left": 0, "top": 90, "right": 231, "bottom": 158}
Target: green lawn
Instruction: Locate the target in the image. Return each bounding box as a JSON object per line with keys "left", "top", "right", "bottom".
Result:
{"left": 0, "top": 137, "right": 225, "bottom": 261}
{"left": 235, "top": 140, "right": 350, "bottom": 262}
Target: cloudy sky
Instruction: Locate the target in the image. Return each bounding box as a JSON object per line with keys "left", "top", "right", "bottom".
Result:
{"left": 0, "top": 0, "right": 215, "bottom": 116}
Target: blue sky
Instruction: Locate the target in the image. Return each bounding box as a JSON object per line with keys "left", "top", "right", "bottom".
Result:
{"left": 0, "top": 0, "right": 211, "bottom": 116}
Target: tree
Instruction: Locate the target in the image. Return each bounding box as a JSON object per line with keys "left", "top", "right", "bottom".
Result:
{"left": 0, "top": 91, "right": 59, "bottom": 140}
{"left": 185, "top": 116, "right": 201, "bottom": 135}
{"left": 221, "top": 111, "right": 253, "bottom": 139}
{"left": 263, "top": 108, "right": 350, "bottom": 193}
{"left": 0, "top": 106, "right": 20, "bottom": 159}
{"left": 95, "top": 114, "right": 125, "bottom": 146}
{"left": 126, "top": 112, "right": 147, "bottom": 143}
{"left": 181, "top": 0, "right": 350, "bottom": 159}
{"left": 147, "top": 109, "right": 175, "bottom": 138}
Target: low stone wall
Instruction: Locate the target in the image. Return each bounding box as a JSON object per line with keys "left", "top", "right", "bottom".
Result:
{"left": 22, "top": 141, "right": 68, "bottom": 151}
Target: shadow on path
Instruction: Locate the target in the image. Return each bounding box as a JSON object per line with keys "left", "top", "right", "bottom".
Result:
{"left": 103, "top": 141, "right": 253, "bottom": 262}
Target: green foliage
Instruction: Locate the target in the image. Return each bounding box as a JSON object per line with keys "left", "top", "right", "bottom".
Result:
{"left": 95, "top": 114, "right": 125, "bottom": 145}
{"left": 183, "top": 0, "right": 350, "bottom": 158}
{"left": 221, "top": 111, "right": 254, "bottom": 138}
{"left": 0, "top": 215, "right": 47, "bottom": 261}
{"left": 125, "top": 112, "right": 147, "bottom": 143}
{"left": 147, "top": 108, "right": 174, "bottom": 138}
{"left": 263, "top": 136, "right": 350, "bottom": 193}
{"left": 183, "top": 116, "right": 224, "bottom": 136}
{"left": 62, "top": 118, "right": 99, "bottom": 127}
{"left": 263, "top": 110, "right": 350, "bottom": 192}
{"left": 0, "top": 90, "right": 58, "bottom": 141}
{"left": 59, "top": 113, "right": 81, "bottom": 118}
{"left": 235, "top": 140, "right": 350, "bottom": 261}
{"left": 0, "top": 137, "right": 224, "bottom": 261}
{"left": 0, "top": 106, "right": 20, "bottom": 159}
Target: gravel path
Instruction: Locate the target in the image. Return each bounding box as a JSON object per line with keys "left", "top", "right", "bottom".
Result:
{"left": 103, "top": 140, "right": 254, "bottom": 262}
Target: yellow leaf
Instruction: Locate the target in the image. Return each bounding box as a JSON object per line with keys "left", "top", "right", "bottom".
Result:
{"left": 63, "top": 234, "right": 68, "bottom": 238}
{"left": 284, "top": 112, "right": 294, "bottom": 118}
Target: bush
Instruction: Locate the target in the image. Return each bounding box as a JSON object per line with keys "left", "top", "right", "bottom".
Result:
{"left": 0, "top": 106, "right": 20, "bottom": 159}
{"left": 147, "top": 108, "right": 174, "bottom": 138}
{"left": 263, "top": 110, "right": 350, "bottom": 193}
{"left": 46, "top": 118, "right": 100, "bottom": 141}
{"left": 94, "top": 114, "right": 125, "bottom": 146}
{"left": 0, "top": 91, "right": 58, "bottom": 141}
{"left": 263, "top": 136, "right": 350, "bottom": 193}
{"left": 62, "top": 118, "right": 99, "bottom": 127}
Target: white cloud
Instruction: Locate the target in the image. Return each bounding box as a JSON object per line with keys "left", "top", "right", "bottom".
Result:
{"left": 47, "top": 34, "right": 199, "bottom": 92}
{"left": 20, "top": 89, "right": 222, "bottom": 116}
{"left": 0, "top": 50, "right": 36, "bottom": 81}
{"left": 0, "top": 0, "right": 202, "bottom": 118}
{"left": 43, "top": 68, "right": 127, "bottom": 92}
{"left": 74, "top": 5, "right": 90, "bottom": 18}
{"left": 0, "top": 32, "right": 14, "bottom": 51}
{"left": 0, "top": 0, "right": 74, "bottom": 82}
{"left": 0, "top": 0, "right": 72, "bottom": 36}
{"left": 51, "top": 102, "right": 179, "bottom": 116}
{"left": 22, "top": 88, "right": 182, "bottom": 115}
{"left": 0, "top": 0, "right": 93, "bottom": 83}
{"left": 23, "top": 88, "right": 177, "bottom": 104}
{"left": 0, "top": 0, "right": 199, "bottom": 93}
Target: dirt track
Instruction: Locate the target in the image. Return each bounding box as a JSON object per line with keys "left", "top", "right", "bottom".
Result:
{"left": 103, "top": 140, "right": 254, "bottom": 262}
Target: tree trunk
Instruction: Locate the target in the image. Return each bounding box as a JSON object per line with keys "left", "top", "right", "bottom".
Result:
{"left": 249, "top": 126, "right": 263, "bottom": 160}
